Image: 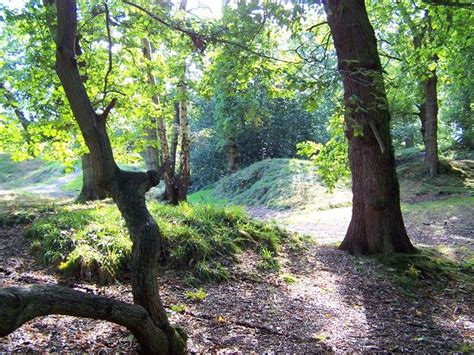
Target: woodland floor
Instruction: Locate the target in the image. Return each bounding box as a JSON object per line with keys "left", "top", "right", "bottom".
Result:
{"left": 0, "top": 189, "right": 473, "bottom": 352}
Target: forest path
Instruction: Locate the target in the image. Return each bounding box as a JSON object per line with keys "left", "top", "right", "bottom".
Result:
{"left": 0, "top": 171, "right": 78, "bottom": 200}
{"left": 248, "top": 196, "right": 474, "bottom": 254}
{"left": 0, "top": 195, "right": 473, "bottom": 352}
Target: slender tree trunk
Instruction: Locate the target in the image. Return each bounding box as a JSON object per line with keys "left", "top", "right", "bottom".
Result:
{"left": 460, "top": 89, "right": 473, "bottom": 149}
{"left": 227, "top": 138, "right": 238, "bottom": 173}
{"left": 164, "top": 105, "right": 180, "bottom": 204}
{"left": 76, "top": 153, "right": 107, "bottom": 203}
{"left": 422, "top": 65, "right": 439, "bottom": 176}
{"left": 176, "top": 77, "right": 190, "bottom": 201}
{"left": 404, "top": 132, "right": 414, "bottom": 148}
{"left": 141, "top": 37, "right": 162, "bottom": 171}
{"left": 324, "top": 0, "right": 415, "bottom": 255}
{"left": 0, "top": 2, "right": 187, "bottom": 353}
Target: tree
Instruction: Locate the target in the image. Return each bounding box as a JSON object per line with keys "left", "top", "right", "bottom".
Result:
{"left": 76, "top": 153, "right": 107, "bottom": 202}
{"left": 0, "top": 1, "right": 187, "bottom": 353}
{"left": 323, "top": 0, "right": 415, "bottom": 255}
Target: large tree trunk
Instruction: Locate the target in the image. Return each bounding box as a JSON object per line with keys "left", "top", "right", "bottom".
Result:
{"left": 76, "top": 153, "right": 107, "bottom": 203}
{"left": 0, "top": 1, "right": 187, "bottom": 353}
{"left": 421, "top": 66, "right": 439, "bottom": 176}
{"left": 324, "top": 0, "right": 415, "bottom": 255}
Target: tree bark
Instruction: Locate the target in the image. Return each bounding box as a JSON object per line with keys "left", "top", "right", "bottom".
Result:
{"left": 141, "top": 37, "right": 162, "bottom": 171}
{"left": 76, "top": 153, "right": 107, "bottom": 203}
{"left": 0, "top": 285, "right": 173, "bottom": 354}
{"left": 324, "top": 0, "right": 415, "bottom": 255}
{"left": 227, "top": 138, "right": 238, "bottom": 173}
{"left": 421, "top": 66, "right": 439, "bottom": 176}
{"left": 460, "top": 89, "right": 473, "bottom": 149}
{"left": 0, "top": 1, "right": 187, "bottom": 353}
{"left": 176, "top": 77, "right": 190, "bottom": 202}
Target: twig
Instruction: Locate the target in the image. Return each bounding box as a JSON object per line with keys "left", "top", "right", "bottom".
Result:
{"left": 123, "top": 0, "right": 299, "bottom": 64}
{"left": 102, "top": 0, "right": 113, "bottom": 102}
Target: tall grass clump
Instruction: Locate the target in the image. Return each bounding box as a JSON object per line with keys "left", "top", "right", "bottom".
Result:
{"left": 26, "top": 201, "right": 289, "bottom": 283}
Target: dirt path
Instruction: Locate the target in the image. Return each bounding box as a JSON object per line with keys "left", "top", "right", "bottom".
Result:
{"left": 1, "top": 199, "right": 473, "bottom": 352}
{"left": 248, "top": 201, "right": 474, "bottom": 256}
{"left": 0, "top": 171, "right": 78, "bottom": 201}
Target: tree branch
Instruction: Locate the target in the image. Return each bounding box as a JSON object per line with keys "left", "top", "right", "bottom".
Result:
{"left": 123, "top": 0, "right": 299, "bottom": 64}
{"left": 0, "top": 285, "right": 167, "bottom": 353}
{"left": 423, "top": 0, "right": 474, "bottom": 9}
{"left": 306, "top": 21, "right": 328, "bottom": 32}
{"left": 102, "top": 0, "right": 113, "bottom": 102}
{"left": 98, "top": 97, "right": 117, "bottom": 123}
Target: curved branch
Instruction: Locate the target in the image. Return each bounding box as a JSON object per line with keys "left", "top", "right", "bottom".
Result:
{"left": 0, "top": 285, "right": 167, "bottom": 353}
{"left": 123, "top": 0, "right": 299, "bottom": 64}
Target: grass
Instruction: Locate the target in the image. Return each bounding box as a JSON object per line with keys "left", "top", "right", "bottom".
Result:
{"left": 61, "top": 172, "right": 83, "bottom": 194}
{"left": 0, "top": 153, "right": 66, "bottom": 189}
{"left": 395, "top": 148, "right": 473, "bottom": 202}
{"left": 187, "top": 186, "right": 229, "bottom": 206}
{"left": 190, "top": 158, "right": 351, "bottom": 210}
{"left": 25, "top": 201, "right": 297, "bottom": 283}
{"left": 402, "top": 195, "right": 474, "bottom": 213}
{"left": 372, "top": 248, "right": 473, "bottom": 295}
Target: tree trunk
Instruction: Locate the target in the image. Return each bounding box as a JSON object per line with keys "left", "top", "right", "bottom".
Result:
{"left": 141, "top": 37, "right": 162, "bottom": 171}
{"left": 0, "top": 1, "right": 187, "bottom": 353}
{"left": 421, "top": 66, "right": 439, "bottom": 176}
{"left": 324, "top": 0, "right": 415, "bottom": 255}
{"left": 76, "top": 153, "right": 107, "bottom": 203}
{"left": 164, "top": 105, "right": 180, "bottom": 204}
{"left": 404, "top": 132, "right": 414, "bottom": 148}
{"left": 460, "top": 89, "right": 473, "bottom": 149}
{"left": 227, "top": 138, "right": 238, "bottom": 173}
{"left": 176, "top": 77, "right": 190, "bottom": 202}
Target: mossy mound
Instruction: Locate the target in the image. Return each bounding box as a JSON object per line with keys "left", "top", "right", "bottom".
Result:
{"left": 196, "top": 158, "right": 351, "bottom": 210}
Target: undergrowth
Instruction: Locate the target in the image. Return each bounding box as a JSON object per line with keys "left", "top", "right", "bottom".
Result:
{"left": 373, "top": 248, "right": 473, "bottom": 295}
{"left": 25, "top": 201, "right": 296, "bottom": 284}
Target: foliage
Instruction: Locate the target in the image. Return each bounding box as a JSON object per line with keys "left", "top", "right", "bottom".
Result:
{"left": 26, "top": 201, "right": 290, "bottom": 283}
{"left": 297, "top": 111, "right": 349, "bottom": 190}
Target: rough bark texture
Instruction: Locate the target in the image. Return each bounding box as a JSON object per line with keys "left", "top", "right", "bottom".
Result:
{"left": 0, "top": 285, "right": 171, "bottom": 354}
{"left": 0, "top": 1, "right": 187, "bottom": 353}
{"left": 421, "top": 67, "right": 439, "bottom": 176}
{"left": 76, "top": 154, "right": 107, "bottom": 203}
{"left": 325, "top": 0, "right": 415, "bottom": 255}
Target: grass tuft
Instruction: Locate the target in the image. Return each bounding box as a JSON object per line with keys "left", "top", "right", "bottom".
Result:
{"left": 26, "top": 201, "right": 292, "bottom": 283}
